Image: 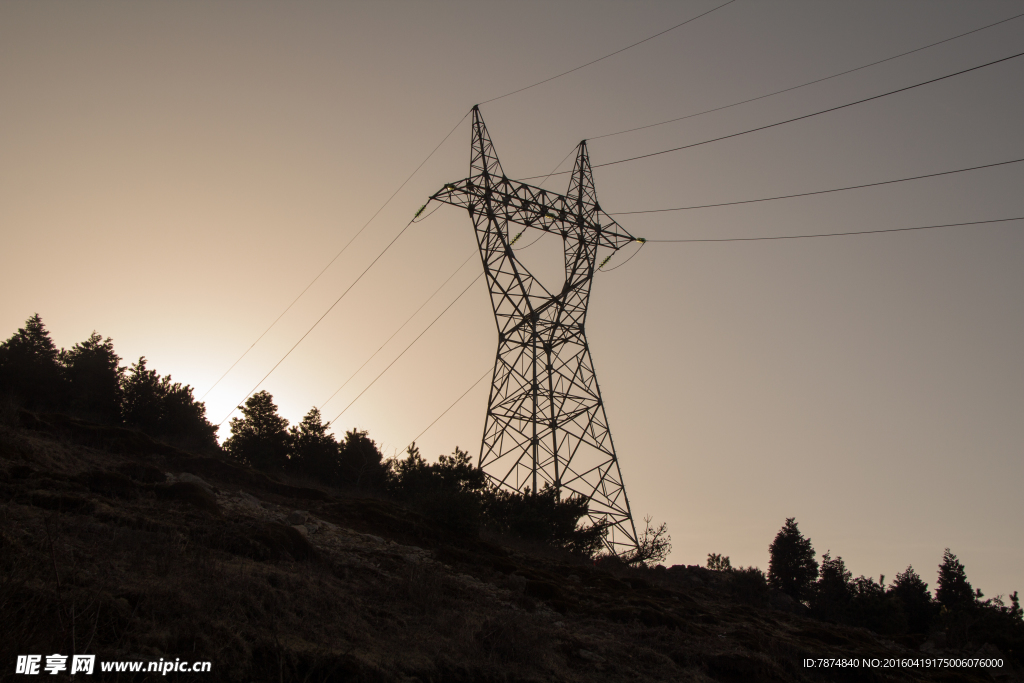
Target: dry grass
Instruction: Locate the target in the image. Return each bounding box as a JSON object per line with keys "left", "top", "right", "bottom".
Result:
{"left": 0, "top": 415, "right": 1011, "bottom": 682}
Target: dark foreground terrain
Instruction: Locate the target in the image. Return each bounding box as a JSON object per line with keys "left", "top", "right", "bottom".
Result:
{"left": 1, "top": 410, "right": 1017, "bottom": 682}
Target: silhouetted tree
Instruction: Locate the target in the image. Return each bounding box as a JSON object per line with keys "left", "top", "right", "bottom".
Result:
{"left": 120, "top": 357, "right": 164, "bottom": 431}
{"left": 936, "top": 548, "right": 975, "bottom": 611}
{"left": 888, "top": 565, "right": 934, "bottom": 634}
{"left": 768, "top": 517, "right": 819, "bottom": 601}
{"left": 62, "top": 332, "right": 123, "bottom": 423}
{"left": 120, "top": 356, "right": 216, "bottom": 450}
{"left": 970, "top": 591, "right": 1024, "bottom": 667}
{"left": 847, "top": 575, "right": 902, "bottom": 634}
{"left": 224, "top": 391, "right": 290, "bottom": 472}
{"left": 338, "top": 429, "right": 386, "bottom": 489}
{"left": 387, "top": 444, "right": 487, "bottom": 534}
{"left": 623, "top": 515, "right": 672, "bottom": 566}
{"left": 707, "top": 553, "right": 732, "bottom": 572}
{"left": 0, "top": 314, "right": 65, "bottom": 409}
{"left": 485, "top": 484, "right": 607, "bottom": 557}
{"left": 811, "top": 551, "right": 852, "bottom": 621}
{"left": 158, "top": 380, "right": 218, "bottom": 451}
{"left": 288, "top": 408, "right": 341, "bottom": 483}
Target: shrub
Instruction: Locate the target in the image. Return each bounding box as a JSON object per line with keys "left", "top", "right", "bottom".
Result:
{"left": 386, "top": 444, "right": 487, "bottom": 535}
{"left": 621, "top": 515, "right": 671, "bottom": 566}
{"left": 727, "top": 566, "right": 769, "bottom": 606}
{"left": 707, "top": 553, "right": 732, "bottom": 572}
{"left": 484, "top": 484, "right": 606, "bottom": 557}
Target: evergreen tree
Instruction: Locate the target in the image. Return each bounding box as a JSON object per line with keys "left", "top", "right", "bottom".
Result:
{"left": 157, "top": 379, "right": 218, "bottom": 451}
{"left": 811, "top": 551, "right": 852, "bottom": 621}
{"left": 62, "top": 331, "right": 123, "bottom": 423}
{"left": 0, "top": 314, "right": 65, "bottom": 409}
{"left": 288, "top": 408, "right": 341, "bottom": 484}
{"left": 120, "top": 357, "right": 165, "bottom": 432}
{"left": 846, "top": 575, "right": 901, "bottom": 634}
{"left": 768, "top": 517, "right": 819, "bottom": 601}
{"left": 338, "top": 429, "right": 386, "bottom": 489}
{"left": 936, "top": 548, "right": 975, "bottom": 611}
{"left": 888, "top": 565, "right": 934, "bottom": 634}
{"left": 386, "top": 444, "right": 487, "bottom": 534}
{"left": 120, "top": 356, "right": 217, "bottom": 450}
{"left": 224, "top": 391, "right": 290, "bottom": 472}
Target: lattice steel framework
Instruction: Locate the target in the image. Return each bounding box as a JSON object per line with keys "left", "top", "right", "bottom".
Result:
{"left": 431, "top": 107, "right": 642, "bottom": 554}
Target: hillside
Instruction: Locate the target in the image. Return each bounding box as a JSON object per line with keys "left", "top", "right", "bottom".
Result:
{"left": 1, "top": 410, "right": 1016, "bottom": 682}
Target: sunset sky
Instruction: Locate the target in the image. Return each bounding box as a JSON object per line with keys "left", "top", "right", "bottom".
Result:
{"left": 2, "top": 1, "right": 1022, "bottom": 596}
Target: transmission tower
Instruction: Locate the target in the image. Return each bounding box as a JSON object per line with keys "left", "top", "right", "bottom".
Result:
{"left": 431, "top": 106, "right": 643, "bottom": 555}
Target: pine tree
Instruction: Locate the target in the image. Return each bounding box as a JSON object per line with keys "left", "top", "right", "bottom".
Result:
{"left": 120, "top": 356, "right": 217, "bottom": 450}
{"left": 62, "top": 331, "right": 123, "bottom": 422}
{"left": 888, "top": 565, "right": 934, "bottom": 634}
{"left": 812, "top": 551, "right": 852, "bottom": 620}
{"left": 936, "top": 548, "right": 975, "bottom": 611}
{"left": 768, "top": 517, "right": 819, "bottom": 601}
{"left": 158, "top": 379, "right": 218, "bottom": 451}
{"left": 288, "top": 408, "right": 341, "bottom": 484}
{"left": 224, "top": 391, "right": 290, "bottom": 472}
{"left": 0, "top": 313, "right": 65, "bottom": 409}
{"left": 121, "top": 357, "right": 165, "bottom": 431}
{"left": 338, "top": 429, "right": 385, "bottom": 489}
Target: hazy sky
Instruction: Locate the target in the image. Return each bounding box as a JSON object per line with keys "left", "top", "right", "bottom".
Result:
{"left": 2, "top": 1, "right": 1022, "bottom": 596}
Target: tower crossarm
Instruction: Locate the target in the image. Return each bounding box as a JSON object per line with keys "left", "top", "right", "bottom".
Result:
{"left": 430, "top": 176, "right": 638, "bottom": 252}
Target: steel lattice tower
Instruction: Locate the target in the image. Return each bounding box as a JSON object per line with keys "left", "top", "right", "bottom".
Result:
{"left": 431, "top": 107, "right": 642, "bottom": 554}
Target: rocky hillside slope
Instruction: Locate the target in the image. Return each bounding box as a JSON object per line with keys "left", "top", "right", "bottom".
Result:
{"left": 0, "top": 410, "right": 1016, "bottom": 682}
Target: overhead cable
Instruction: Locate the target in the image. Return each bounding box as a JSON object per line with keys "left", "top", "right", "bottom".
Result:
{"left": 645, "top": 216, "right": 1024, "bottom": 243}
{"left": 518, "top": 49, "right": 1024, "bottom": 181}
{"left": 589, "top": 10, "right": 1024, "bottom": 141}
{"left": 201, "top": 111, "right": 469, "bottom": 401}
{"left": 319, "top": 249, "right": 477, "bottom": 412}
{"left": 329, "top": 272, "right": 485, "bottom": 426}
{"left": 609, "top": 157, "right": 1024, "bottom": 215}
{"left": 479, "top": 0, "right": 737, "bottom": 105}
{"left": 407, "top": 367, "right": 491, "bottom": 448}
{"left": 219, "top": 210, "right": 426, "bottom": 427}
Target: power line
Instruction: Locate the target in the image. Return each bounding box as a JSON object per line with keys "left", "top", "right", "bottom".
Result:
{"left": 219, "top": 211, "right": 425, "bottom": 427}
{"left": 319, "top": 249, "right": 477, "bottom": 412}
{"left": 201, "top": 111, "right": 469, "bottom": 401}
{"left": 479, "top": 0, "right": 737, "bottom": 105}
{"left": 589, "top": 10, "right": 1024, "bottom": 141}
{"left": 645, "top": 216, "right": 1024, "bottom": 243}
{"left": 518, "top": 49, "right": 1024, "bottom": 181}
{"left": 609, "top": 157, "right": 1024, "bottom": 215}
{"left": 407, "top": 367, "right": 491, "bottom": 448}
{"left": 404, "top": 214, "right": 1024, "bottom": 445}
{"left": 329, "top": 271, "right": 485, "bottom": 427}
